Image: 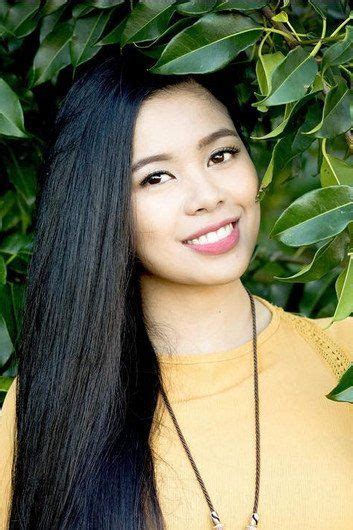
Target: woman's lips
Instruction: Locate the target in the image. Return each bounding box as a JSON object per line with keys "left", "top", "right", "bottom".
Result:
{"left": 182, "top": 221, "right": 240, "bottom": 255}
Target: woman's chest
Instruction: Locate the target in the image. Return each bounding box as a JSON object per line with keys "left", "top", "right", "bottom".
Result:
{"left": 151, "top": 368, "right": 353, "bottom": 529}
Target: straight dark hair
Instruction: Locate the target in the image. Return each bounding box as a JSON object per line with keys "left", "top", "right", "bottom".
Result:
{"left": 9, "top": 49, "right": 251, "bottom": 529}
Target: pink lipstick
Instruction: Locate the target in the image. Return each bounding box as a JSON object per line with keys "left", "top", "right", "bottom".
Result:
{"left": 182, "top": 220, "right": 240, "bottom": 255}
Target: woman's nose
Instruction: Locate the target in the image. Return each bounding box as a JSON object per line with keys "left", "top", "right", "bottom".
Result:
{"left": 183, "top": 173, "right": 227, "bottom": 214}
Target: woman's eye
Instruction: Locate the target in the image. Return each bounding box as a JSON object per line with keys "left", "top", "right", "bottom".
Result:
{"left": 139, "top": 146, "right": 240, "bottom": 187}
{"left": 140, "top": 172, "right": 172, "bottom": 187}
{"left": 209, "top": 146, "right": 240, "bottom": 166}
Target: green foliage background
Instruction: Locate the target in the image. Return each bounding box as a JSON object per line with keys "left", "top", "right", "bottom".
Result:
{"left": 0, "top": 0, "right": 352, "bottom": 401}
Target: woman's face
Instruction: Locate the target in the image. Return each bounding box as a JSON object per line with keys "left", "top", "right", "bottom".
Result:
{"left": 131, "top": 82, "right": 260, "bottom": 285}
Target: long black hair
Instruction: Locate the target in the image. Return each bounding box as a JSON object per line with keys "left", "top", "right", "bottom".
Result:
{"left": 9, "top": 48, "right": 251, "bottom": 529}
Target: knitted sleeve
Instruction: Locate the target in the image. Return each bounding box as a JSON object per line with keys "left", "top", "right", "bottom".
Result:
{"left": 280, "top": 311, "right": 353, "bottom": 381}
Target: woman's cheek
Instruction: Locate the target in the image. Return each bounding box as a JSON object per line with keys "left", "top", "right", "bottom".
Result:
{"left": 229, "top": 167, "right": 259, "bottom": 201}
{"left": 133, "top": 196, "right": 170, "bottom": 260}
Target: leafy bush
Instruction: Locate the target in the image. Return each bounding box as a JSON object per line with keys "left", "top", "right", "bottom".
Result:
{"left": 0, "top": 0, "right": 352, "bottom": 400}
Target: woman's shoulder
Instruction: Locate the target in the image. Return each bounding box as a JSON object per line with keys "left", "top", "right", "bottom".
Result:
{"left": 0, "top": 376, "right": 17, "bottom": 529}
{"left": 0, "top": 375, "right": 17, "bottom": 433}
{"left": 279, "top": 306, "right": 353, "bottom": 353}
{"left": 274, "top": 301, "right": 353, "bottom": 380}
{"left": 256, "top": 294, "right": 351, "bottom": 378}
{"left": 0, "top": 375, "right": 17, "bottom": 460}
{"left": 312, "top": 315, "right": 353, "bottom": 352}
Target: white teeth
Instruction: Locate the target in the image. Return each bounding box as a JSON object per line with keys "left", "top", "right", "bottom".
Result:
{"left": 186, "top": 222, "right": 235, "bottom": 245}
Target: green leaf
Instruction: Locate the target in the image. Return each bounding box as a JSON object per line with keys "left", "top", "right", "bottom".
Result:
{"left": 309, "top": 0, "right": 328, "bottom": 18}
{"left": 253, "top": 261, "right": 287, "bottom": 283}
{"left": 72, "top": 4, "right": 96, "bottom": 18}
{"left": 253, "top": 47, "right": 318, "bottom": 107}
{"left": 322, "top": 25, "right": 353, "bottom": 71}
{"left": 121, "top": 0, "right": 176, "bottom": 47}
{"left": 326, "top": 364, "right": 353, "bottom": 403}
{"left": 299, "top": 268, "right": 337, "bottom": 315}
{"left": 273, "top": 231, "right": 348, "bottom": 282}
{"left": 71, "top": 10, "right": 114, "bottom": 69}
{"left": 6, "top": 150, "right": 37, "bottom": 206}
{"left": 0, "top": 78, "right": 29, "bottom": 138}
{"left": 13, "top": 283, "right": 25, "bottom": 331}
{"left": 30, "top": 21, "right": 73, "bottom": 87}
{"left": 0, "top": 314, "right": 13, "bottom": 367}
{"left": 97, "top": 16, "right": 127, "bottom": 45}
{"left": 257, "top": 104, "right": 297, "bottom": 140}
{"left": 348, "top": 220, "right": 353, "bottom": 242}
{"left": 271, "top": 11, "right": 288, "bottom": 23}
{"left": 41, "top": 0, "right": 67, "bottom": 17}
{"left": 260, "top": 103, "right": 320, "bottom": 189}
{"left": 320, "top": 148, "right": 353, "bottom": 187}
{"left": 176, "top": 0, "right": 219, "bottom": 16}
{"left": 260, "top": 135, "right": 292, "bottom": 188}
{"left": 0, "top": 0, "right": 41, "bottom": 39}
{"left": 138, "top": 44, "right": 166, "bottom": 59}
{"left": 148, "top": 12, "right": 262, "bottom": 75}
{"left": 87, "top": 0, "right": 124, "bottom": 7}
{"left": 0, "top": 256, "right": 6, "bottom": 285}
{"left": 251, "top": 89, "right": 318, "bottom": 140}
{"left": 333, "top": 254, "right": 353, "bottom": 320}
{"left": 0, "top": 376, "right": 14, "bottom": 393}
{"left": 140, "top": 16, "right": 194, "bottom": 48}
{"left": 255, "top": 51, "right": 285, "bottom": 97}
{"left": 6, "top": 157, "right": 36, "bottom": 232}
{"left": 40, "top": 4, "right": 66, "bottom": 43}
{"left": 270, "top": 185, "right": 353, "bottom": 246}
{"left": 0, "top": 233, "right": 33, "bottom": 259}
{"left": 214, "top": 0, "right": 269, "bottom": 10}
{"left": 303, "top": 78, "right": 352, "bottom": 138}
{"left": 0, "top": 190, "right": 16, "bottom": 228}
{"left": 0, "top": 283, "right": 26, "bottom": 344}
{"left": 0, "top": 190, "right": 23, "bottom": 233}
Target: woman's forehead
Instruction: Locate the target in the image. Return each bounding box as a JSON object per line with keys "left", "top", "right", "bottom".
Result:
{"left": 132, "top": 88, "right": 234, "bottom": 154}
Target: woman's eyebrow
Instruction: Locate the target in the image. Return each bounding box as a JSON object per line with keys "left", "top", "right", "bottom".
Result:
{"left": 131, "top": 128, "right": 239, "bottom": 173}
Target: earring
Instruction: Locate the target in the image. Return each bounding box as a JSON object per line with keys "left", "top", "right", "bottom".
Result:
{"left": 255, "top": 185, "right": 265, "bottom": 202}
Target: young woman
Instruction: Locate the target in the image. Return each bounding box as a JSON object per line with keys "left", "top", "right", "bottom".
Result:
{"left": 0, "top": 50, "right": 352, "bottom": 530}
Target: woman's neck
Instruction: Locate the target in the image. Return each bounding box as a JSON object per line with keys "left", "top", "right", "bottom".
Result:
{"left": 140, "top": 274, "right": 272, "bottom": 356}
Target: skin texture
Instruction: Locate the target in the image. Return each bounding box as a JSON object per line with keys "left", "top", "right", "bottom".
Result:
{"left": 131, "top": 81, "right": 271, "bottom": 356}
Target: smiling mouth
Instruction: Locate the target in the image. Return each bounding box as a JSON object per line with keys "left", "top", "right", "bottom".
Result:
{"left": 182, "top": 221, "right": 238, "bottom": 246}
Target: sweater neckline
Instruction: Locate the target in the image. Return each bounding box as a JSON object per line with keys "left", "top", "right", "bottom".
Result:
{"left": 155, "top": 294, "right": 281, "bottom": 365}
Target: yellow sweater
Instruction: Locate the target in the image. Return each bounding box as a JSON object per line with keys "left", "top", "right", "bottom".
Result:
{"left": 1, "top": 295, "right": 352, "bottom": 530}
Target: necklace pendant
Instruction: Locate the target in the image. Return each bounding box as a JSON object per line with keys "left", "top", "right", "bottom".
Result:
{"left": 210, "top": 510, "right": 224, "bottom": 529}
{"left": 245, "top": 512, "right": 259, "bottom": 528}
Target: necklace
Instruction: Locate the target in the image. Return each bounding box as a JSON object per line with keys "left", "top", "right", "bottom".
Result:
{"left": 159, "top": 288, "right": 260, "bottom": 529}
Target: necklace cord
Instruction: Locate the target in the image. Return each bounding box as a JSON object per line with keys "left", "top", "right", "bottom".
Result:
{"left": 159, "top": 289, "right": 260, "bottom": 528}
